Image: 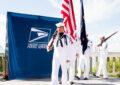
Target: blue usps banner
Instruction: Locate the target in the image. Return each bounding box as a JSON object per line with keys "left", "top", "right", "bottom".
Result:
{"left": 7, "top": 12, "right": 62, "bottom": 80}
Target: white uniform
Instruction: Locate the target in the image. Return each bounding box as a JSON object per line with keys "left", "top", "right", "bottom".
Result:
{"left": 77, "top": 40, "right": 93, "bottom": 78}
{"left": 48, "top": 33, "right": 71, "bottom": 85}
{"left": 96, "top": 42, "right": 108, "bottom": 78}
{"left": 69, "top": 39, "right": 82, "bottom": 82}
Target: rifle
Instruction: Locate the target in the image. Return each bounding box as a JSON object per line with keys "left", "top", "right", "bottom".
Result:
{"left": 97, "top": 31, "right": 118, "bottom": 47}
{"left": 47, "top": 30, "right": 58, "bottom": 49}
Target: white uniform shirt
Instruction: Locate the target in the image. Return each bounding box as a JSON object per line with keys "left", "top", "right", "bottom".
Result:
{"left": 53, "top": 33, "right": 72, "bottom": 57}
{"left": 72, "top": 39, "right": 82, "bottom": 54}
{"left": 99, "top": 41, "right": 108, "bottom": 54}
{"left": 84, "top": 40, "right": 93, "bottom": 57}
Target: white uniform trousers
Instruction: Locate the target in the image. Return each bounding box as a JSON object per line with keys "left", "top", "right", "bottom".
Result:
{"left": 69, "top": 55, "right": 76, "bottom": 82}
{"left": 96, "top": 53, "right": 108, "bottom": 78}
{"left": 77, "top": 54, "right": 90, "bottom": 78}
{"left": 51, "top": 54, "right": 68, "bottom": 85}
{"left": 69, "top": 41, "right": 81, "bottom": 82}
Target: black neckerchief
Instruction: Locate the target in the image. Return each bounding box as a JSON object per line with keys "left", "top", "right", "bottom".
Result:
{"left": 56, "top": 32, "right": 65, "bottom": 47}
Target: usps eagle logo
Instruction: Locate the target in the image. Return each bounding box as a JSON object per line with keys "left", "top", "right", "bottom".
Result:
{"left": 28, "top": 28, "right": 51, "bottom": 43}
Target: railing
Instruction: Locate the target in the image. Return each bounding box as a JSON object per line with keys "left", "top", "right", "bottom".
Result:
{"left": 89, "top": 52, "right": 120, "bottom": 76}
{"left": 0, "top": 52, "right": 120, "bottom": 76}
{"left": 0, "top": 55, "right": 5, "bottom": 73}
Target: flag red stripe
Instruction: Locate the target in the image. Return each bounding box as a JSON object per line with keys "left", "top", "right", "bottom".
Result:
{"left": 61, "top": 11, "right": 69, "bottom": 18}
{"left": 62, "top": 4, "right": 69, "bottom": 12}
{"left": 70, "top": 0, "right": 76, "bottom": 30}
{"left": 64, "top": 0, "right": 69, "bottom": 4}
{"left": 68, "top": 17, "right": 74, "bottom": 36}
{"left": 61, "top": 0, "right": 76, "bottom": 40}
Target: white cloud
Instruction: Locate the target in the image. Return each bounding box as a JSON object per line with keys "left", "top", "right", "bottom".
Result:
{"left": 49, "top": 0, "right": 120, "bottom": 24}
{"left": 48, "top": 0, "right": 61, "bottom": 9}
{"left": 0, "top": 14, "right": 6, "bottom": 23}
{"left": 84, "top": 0, "right": 120, "bottom": 24}
{"left": 0, "top": 14, "right": 6, "bottom": 51}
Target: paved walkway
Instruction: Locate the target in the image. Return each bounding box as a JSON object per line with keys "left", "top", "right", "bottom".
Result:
{"left": 0, "top": 77, "right": 120, "bottom": 85}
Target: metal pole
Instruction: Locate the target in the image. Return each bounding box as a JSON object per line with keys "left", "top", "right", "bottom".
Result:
{"left": 107, "top": 57, "right": 110, "bottom": 72}
{"left": 4, "top": 49, "right": 7, "bottom": 80}
{"left": 96, "top": 56, "right": 98, "bottom": 73}
{"left": 117, "top": 57, "right": 120, "bottom": 77}
{"left": 90, "top": 58, "right": 92, "bottom": 74}
{"left": 119, "top": 57, "right": 120, "bottom": 74}
{"left": 113, "top": 57, "right": 115, "bottom": 74}
{"left": 0, "top": 57, "right": 1, "bottom": 72}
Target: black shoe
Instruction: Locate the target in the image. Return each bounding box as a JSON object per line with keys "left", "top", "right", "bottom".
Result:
{"left": 70, "top": 81, "right": 74, "bottom": 84}
{"left": 75, "top": 76, "right": 80, "bottom": 80}
{"left": 59, "top": 81, "right": 62, "bottom": 84}
{"left": 96, "top": 76, "right": 100, "bottom": 78}
{"left": 84, "top": 77, "right": 88, "bottom": 80}
{"left": 104, "top": 77, "right": 108, "bottom": 79}
{"left": 93, "top": 73, "right": 96, "bottom": 76}
{"left": 93, "top": 74, "right": 100, "bottom": 78}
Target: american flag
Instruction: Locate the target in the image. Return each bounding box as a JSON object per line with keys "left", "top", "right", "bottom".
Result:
{"left": 61, "top": 0, "right": 77, "bottom": 40}
{"left": 61, "top": 0, "right": 88, "bottom": 54}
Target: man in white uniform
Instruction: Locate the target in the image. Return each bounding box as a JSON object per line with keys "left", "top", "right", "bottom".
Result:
{"left": 76, "top": 34, "right": 93, "bottom": 80}
{"left": 47, "top": 22, "right": 72, "bottom": 85}
{"left": 95, "top": 36, "right": 108, "bottom": 79}
{"left": 69, "top": 38, "right": 82, "bottom": 84}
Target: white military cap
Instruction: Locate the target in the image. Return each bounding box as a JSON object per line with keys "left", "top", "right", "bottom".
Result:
{"left": 56, "top": 22, "right": 64, "bottom": 27}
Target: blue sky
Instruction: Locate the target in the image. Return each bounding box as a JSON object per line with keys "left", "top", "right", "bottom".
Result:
{"left": 0, "top": 0, "right": 120, "bottom": 52}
